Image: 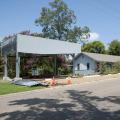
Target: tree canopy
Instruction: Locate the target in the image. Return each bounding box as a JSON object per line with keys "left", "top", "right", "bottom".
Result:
{"left": 0, "top": 47, "right": 3, "bottom": 74}
{"left": 35, "top": 0, "right": 90, "bottom": 43}
{"left": 108, "top": 40, "right": 120, "bottom": 56}
{"left": 82, "top": 41, "right": 106, "bottom": 54}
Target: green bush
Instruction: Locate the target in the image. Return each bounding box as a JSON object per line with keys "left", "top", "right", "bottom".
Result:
{"left": 99, "top": 61, "right": 120, "bottom": 74}
{"left": 58, "top": 66, "right": 72, "bottom": 75}
{"left": 112, "top": 61, "right": 120, "bottom": 73}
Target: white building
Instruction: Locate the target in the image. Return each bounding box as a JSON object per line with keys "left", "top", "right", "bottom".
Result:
{"left": 1, "top": 34, "right": 81, "bottom": 79}
{"left": 73, "top": 52, "right": 120, "bottom": 76}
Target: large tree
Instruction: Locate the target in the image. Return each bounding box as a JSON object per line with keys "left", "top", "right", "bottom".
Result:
{"left": 0, "top": 44, "right": 3, "bottom": 74}
{"left": 35, "top": 0, "right": 90, "bottom": 43}
{"left": 82, "top": 41, "right": 106, "bottom": 54}
{"left": 108, "top": 40, "right": 120, "bottom": 56}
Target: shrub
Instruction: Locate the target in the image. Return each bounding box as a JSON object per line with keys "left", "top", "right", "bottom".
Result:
{"left": 99, "top": 61, "right": 120, "bottom": 74}
{"left": 113, "top": 61, "right": 120, "bottom": 73}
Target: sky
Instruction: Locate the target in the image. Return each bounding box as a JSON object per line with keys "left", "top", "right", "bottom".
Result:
{"left": 0, "top": 0, "right": 120, "bottom": 44}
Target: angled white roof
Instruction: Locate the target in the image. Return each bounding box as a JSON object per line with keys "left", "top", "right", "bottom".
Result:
{"left": 17, "top": 34, "right": 81, "bottom": 55}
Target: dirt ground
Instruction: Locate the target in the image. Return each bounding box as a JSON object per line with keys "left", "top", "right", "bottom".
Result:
{"left": 50, "top": 73, "right": 120, "bottom": 86}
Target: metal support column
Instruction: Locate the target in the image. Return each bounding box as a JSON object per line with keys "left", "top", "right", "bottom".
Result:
{"left": 4, "top": 55, "right": 8, "bottom": 78}
{"left": 54, "top": 55, "right": 57, "bottom": 76}
{"left": 72, "top": 54, "right": 75, "bottom": 75}
{"left": 3, "top": 54, "right": 11, "bottom": 80}
{"left": 16, "top": 52, "right": 20, "bottom": 78}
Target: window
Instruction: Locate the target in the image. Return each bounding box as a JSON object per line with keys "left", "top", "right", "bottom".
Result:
{"left": 77, "top": 64, "right": 80, "bottom": 70}
{"left": 87, "top": 63, "right": 90, "bottom": 70}
{"left": 81, "top": 55, "right": 84, "bottom": 59}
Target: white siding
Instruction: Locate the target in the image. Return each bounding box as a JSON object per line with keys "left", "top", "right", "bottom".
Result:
{"left": 73, "top": 54, "right": 97, "bottom": 75}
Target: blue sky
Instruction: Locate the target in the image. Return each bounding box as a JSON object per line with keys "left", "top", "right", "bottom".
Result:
{"left": 0, "top": 0, "right": 120, "bottom": 44}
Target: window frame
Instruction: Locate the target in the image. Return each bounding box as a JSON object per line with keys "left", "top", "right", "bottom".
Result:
{"left": 87, "top": 63, "right": 90, "bottom": 70}
{"left": 77, "top": 63, "right": 80, "bottom": 70}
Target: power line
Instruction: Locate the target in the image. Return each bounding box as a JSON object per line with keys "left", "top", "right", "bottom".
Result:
{"left": 91, "top": 0, "right": 120, "bottom": 21}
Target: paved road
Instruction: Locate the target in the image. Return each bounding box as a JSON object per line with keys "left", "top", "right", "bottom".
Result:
{"left": 0, "top": 78, "right": 120, "bottom": 120}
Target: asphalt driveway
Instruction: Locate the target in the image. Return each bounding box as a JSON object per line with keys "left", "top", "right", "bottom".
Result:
{"left": 0, "top": 78, "right": 120, "bottom": 120}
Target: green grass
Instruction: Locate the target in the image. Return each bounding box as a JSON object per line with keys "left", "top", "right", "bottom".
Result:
{"left": 0, "top": 80, "right": 45, "bottom": 95}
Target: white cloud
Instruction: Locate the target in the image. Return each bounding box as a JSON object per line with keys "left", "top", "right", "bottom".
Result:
{"left": 89, "top": 32, "right": 99, "bottom": 41}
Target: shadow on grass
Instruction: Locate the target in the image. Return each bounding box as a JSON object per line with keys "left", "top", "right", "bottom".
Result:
{"left": 0, "top": 90, "right": 120, "bottom": 120}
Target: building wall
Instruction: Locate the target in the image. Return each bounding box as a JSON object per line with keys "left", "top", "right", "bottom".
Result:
{"left": 73, "top": 54, "right": 97, "bottom": 75}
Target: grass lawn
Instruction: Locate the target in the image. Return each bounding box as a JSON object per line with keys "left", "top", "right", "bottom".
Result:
{"left": 0, "top": 79, "right": 45, "bottom": 95}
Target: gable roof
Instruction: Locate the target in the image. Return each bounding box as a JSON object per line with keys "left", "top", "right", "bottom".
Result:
{"left": 75, "top": 52, "right": 120, "bottom": 63}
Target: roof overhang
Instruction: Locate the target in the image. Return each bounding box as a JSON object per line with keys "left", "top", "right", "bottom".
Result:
{"left": 17, "top": 34, "right": 81, "bottom": 55}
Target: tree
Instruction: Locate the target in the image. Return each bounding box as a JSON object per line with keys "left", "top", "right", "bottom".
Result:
{"left": 67, "top": 26, "right": 90, "bottom": 43}
{"left": 19, "top": 30, "right": 44, "bottom": 38}
{"left": 108, "top": 40, "right": 120, "bottom": 56}
{"left": 35, "top": 0, "right": 90, "bottom": 43}
{"left": 82, "top": 41, "right": 105, "bottom": 54}
{"left": 0, "top": 44, "right": 3, "bottom": 75}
